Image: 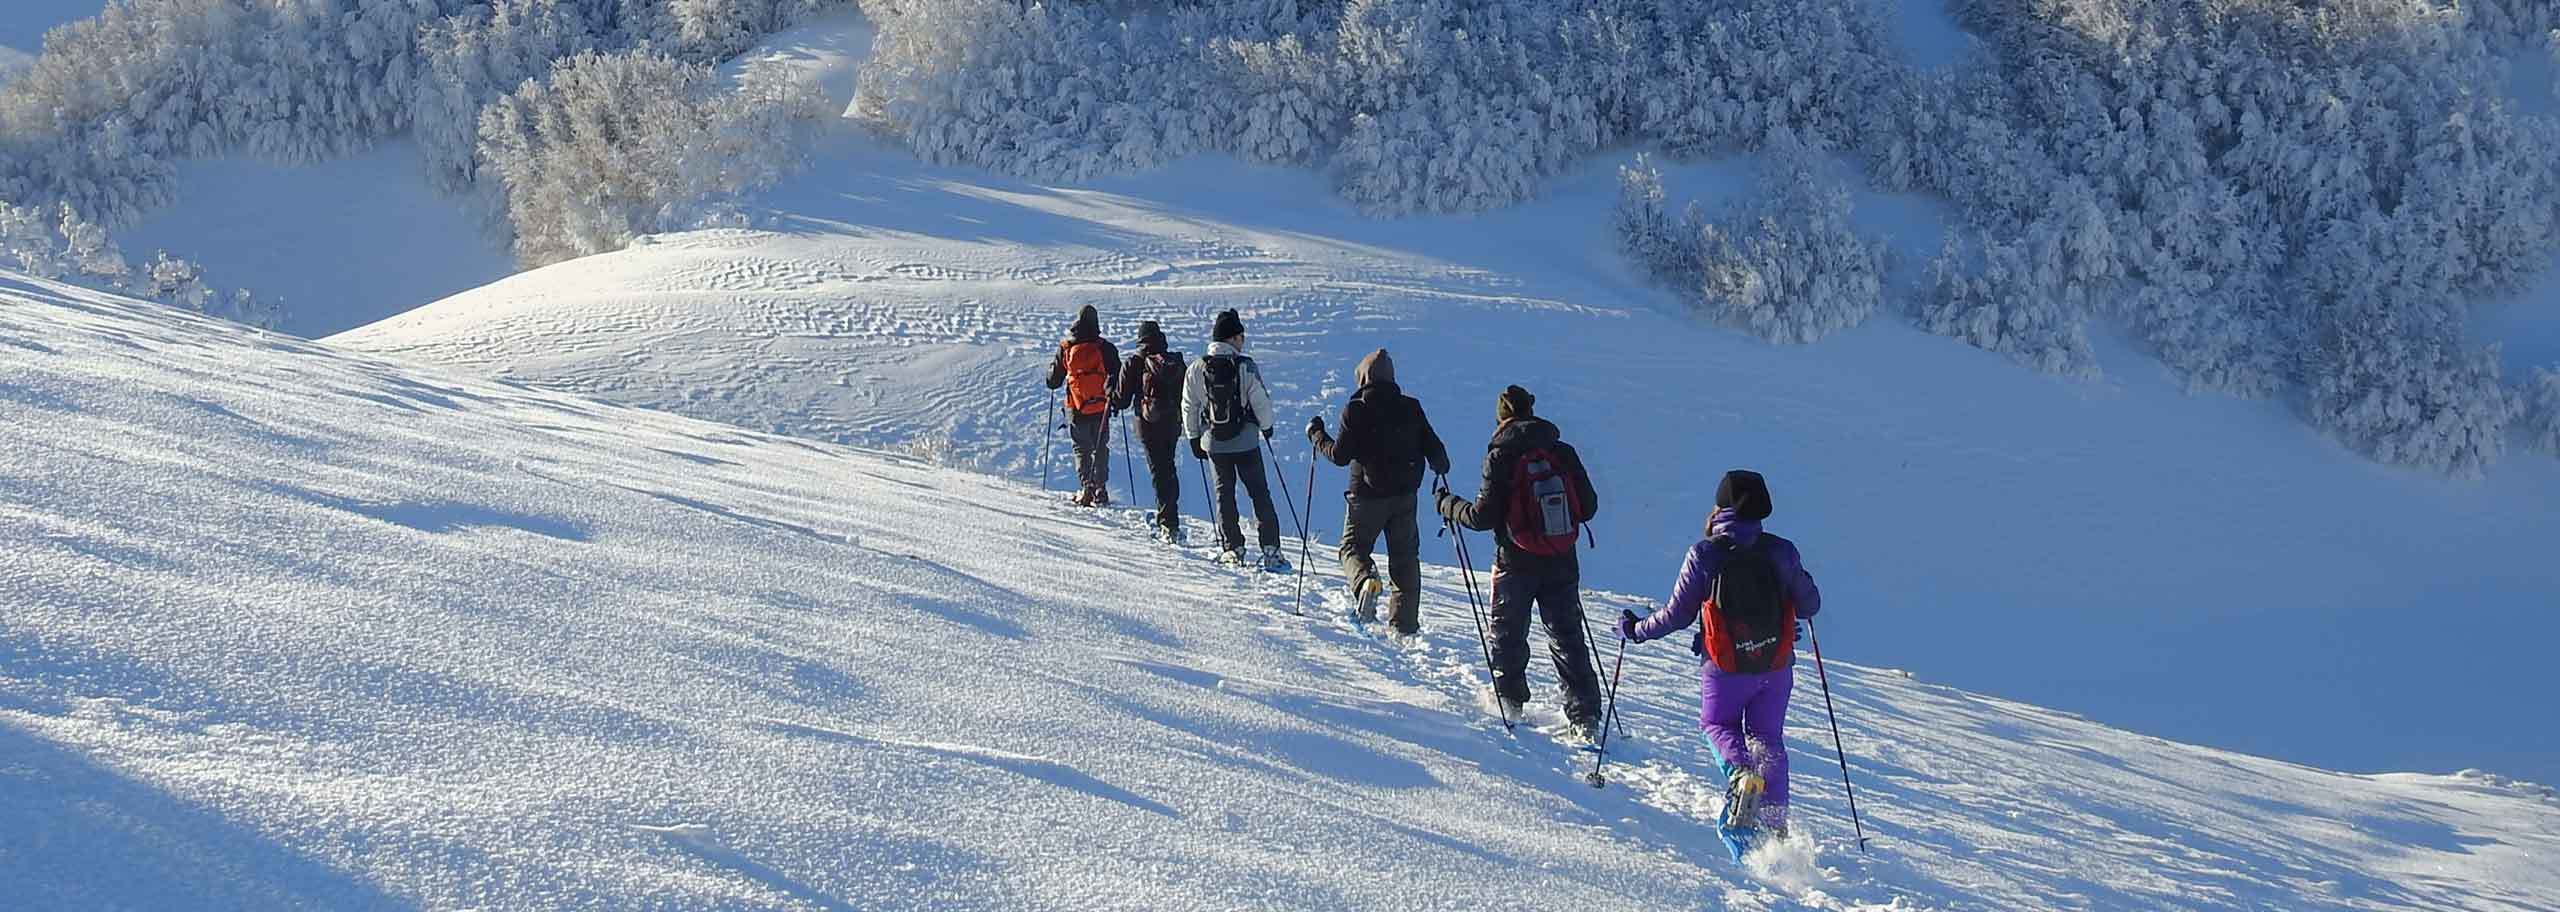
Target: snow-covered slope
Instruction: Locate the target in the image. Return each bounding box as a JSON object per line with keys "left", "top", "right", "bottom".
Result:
{"left": 334, "top": 17, "right": 2560, "bottom": 786}
{"left": 10, "top": 274, "right": 2560, "bottom": 910}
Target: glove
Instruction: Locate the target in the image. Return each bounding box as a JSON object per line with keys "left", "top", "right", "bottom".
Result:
{"left": 1189, "top": 439, "right": 1208, "bottom": 460}
{"left": 1306, "top": 415, "right": 1325, "bottom": 440}
{"left": 1617, "top": 609, "right": 1643, "bottom": 642}
{"left": 1795, "top": 619, "right": 1809, "bottom": 642}
{"left": 1262, "top": 426, "right": 1275, "bottom": 442}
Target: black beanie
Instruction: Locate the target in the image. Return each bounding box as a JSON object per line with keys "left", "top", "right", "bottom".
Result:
{"left": 1496, "top": 385, "right": 1535, "bottom": 421}
{"left": 1715, "top": 469, "right": 1773, "bottom": 521}
{"left": 1212, "top": 309, "right": 1245, "bottom": 342}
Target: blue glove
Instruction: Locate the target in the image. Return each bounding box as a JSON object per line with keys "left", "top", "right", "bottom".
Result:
{"left": 1617, "top": 609, "right": 1643, "bottom": 642}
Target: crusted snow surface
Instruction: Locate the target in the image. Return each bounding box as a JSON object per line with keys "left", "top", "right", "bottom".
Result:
{"left": 8, "top": 276, "right": 2559, "bottom": 909}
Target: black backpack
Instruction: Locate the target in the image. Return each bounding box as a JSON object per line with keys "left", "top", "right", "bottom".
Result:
{"left": 1202, "top": 354, "right": 1256, "bottom": 441}
{"left": 1138, "top": 351, "right": 1185, "bottom": 426}
{"left": 1699, "top": 538, "right": 1794, "bottom": 674}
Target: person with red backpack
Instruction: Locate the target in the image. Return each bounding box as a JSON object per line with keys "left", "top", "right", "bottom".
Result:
{"left": 1043, "top": 305, "right": 1120, "bottom": 507}
{"left": 1616, "top": 469, "right": 1823, "bottom": 859}
{"left": 1434, "top": 385, "right": 1604, "bottom": 737}
{"left": 1111, "top": 320, "right": 1186, "bottom": 542}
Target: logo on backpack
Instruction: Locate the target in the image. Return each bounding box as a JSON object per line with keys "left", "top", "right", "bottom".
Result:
{"left": 1701, "top": 539, "right": 1795, "bottom": 674}
{"left": 1139, "top": 351, "right": 1184, "bottom": 426}
{"left": 1063, "top": 341, "right": 1111, "bottom": 416}
{"left": 1505, "top": 447, "right": 1583, "bottom": 556}
{"left": 1203, "top": 354, "right": 1256, "bottom": 441}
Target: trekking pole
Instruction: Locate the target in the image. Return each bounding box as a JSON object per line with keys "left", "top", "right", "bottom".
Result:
{"left": 1117, "top": 408, "right": 1139, "bottom": 509}
{"left": 1291, "top": 439, "right": 1317, "bottom": 614}
{"left": 1436, "top": 476, "right": 1510, "bottom": 734}
{"left": 1193, "top": 444, "right": 1214, "bottom": 543}
{"left": 1040, "top": 390, "right": 1060, "bottom": 492}
{"left": 1808, "top": 619, "right": 1870, "bottom": 853}
{"left": 1585, "top": 631, "right": 1628, "bottom": 788}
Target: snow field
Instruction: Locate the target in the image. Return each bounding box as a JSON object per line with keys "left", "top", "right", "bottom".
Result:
{"left": 12, "top": 272, "right": 2541, "bottom": 908}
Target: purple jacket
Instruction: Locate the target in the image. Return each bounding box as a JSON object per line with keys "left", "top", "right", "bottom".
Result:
{"left": 1628, "top": 508, "right": 1822, "bottom": 670}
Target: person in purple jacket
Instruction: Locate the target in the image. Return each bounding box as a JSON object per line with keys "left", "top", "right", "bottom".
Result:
{"left": 1616, "top": 469, "right": 1821, "bottom": 854}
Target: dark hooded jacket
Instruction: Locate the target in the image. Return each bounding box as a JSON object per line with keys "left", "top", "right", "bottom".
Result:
{"left": 1112, "top": 324, "right": 1184, "bottom": 440}
{"left": 1438, "top": 416, "right": 1598, "bottom": 571}
{"left": 1045, "top": 308, "right": 1120, "bottom": 402}
{"left": 1310, "top": 350, "right": 1449, "bottom": 498}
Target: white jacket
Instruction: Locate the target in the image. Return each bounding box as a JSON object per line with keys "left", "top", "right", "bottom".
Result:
{"left": 1182, "top": 340, "right": 1276, "bottom": 455}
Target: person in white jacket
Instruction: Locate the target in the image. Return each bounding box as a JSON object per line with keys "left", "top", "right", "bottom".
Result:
{"left": 1181, "top": 308, "right": 1286, "bottom": 569}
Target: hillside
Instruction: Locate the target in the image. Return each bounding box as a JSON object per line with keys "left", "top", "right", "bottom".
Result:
{"left": 10, "top": 273, "right": 2560, "bottom": 910}
{"left": 334, "top": 15, "right": 2560, "bottom": 786}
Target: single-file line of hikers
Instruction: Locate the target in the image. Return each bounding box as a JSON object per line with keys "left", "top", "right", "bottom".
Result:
{"left": 1043, "top": 306, "right": 1868, "bottom": 861}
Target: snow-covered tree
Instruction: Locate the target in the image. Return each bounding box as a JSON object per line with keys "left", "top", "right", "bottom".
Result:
{"left": 479, "top": 50, "right": 827, "bottom": 266}
{"left": 2523, "top": 366, "right": 2560, "bottom": 460}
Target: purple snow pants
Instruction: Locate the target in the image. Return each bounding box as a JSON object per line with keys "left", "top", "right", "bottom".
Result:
{"left": 1701, "top": 667, "right": 1793, "bottom": 807}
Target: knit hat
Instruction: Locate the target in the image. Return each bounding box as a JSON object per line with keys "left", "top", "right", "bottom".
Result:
{"left": 1136, "top": 319, "right": 1165, "bottom": 343}
{"left": 1211, "top": 309, "right": 1245, "bottom": 343}
{"left": 1496, "top": 384, "right": 1535, "bottom": 422}
{"left": 1071, "top": 304, "right": 1099, "bottom": 337}
{"left": 1356, "top": 348, "right": 1395, "bottom": 387}
{"left": 1715, "top": 469, "right": 1773, "bottom": 521}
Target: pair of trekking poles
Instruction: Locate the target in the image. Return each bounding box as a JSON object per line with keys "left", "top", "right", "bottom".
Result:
{"left": 1431, "top": 472, "right": 1867, "bottom": 850}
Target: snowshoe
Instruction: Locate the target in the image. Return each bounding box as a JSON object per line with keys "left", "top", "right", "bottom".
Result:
{"left": 1497, "top": 697, "right": 1527, "bottom": 727}
{"left": 1258, "top": 548, "right": 1291, "bottom": 573}
{"left": 1722, "top": 766, "right": 1765, "bottom": 831}
{"left": 1217, "top": 548, "right": 1248, "bottom": 568}
{"left": 1353, "top": 577, "right": 1383, "bottom": 623}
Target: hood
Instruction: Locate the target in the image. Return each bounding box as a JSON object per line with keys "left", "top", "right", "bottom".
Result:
{"left": 1208, "top": 340, "right": 1244, "bottom": 357}
{"left": 1135, "top": 320, "right": 1167, "bottom": 354}
{"left": 1356, "top": 349, "right": 1396, "bottom": 388}
{"left": 1706, "top": 507, "right": 1763, "bottom": 547}
{"left": 1487, "top": 416, "right": 1559, "bottom": 455}
{"left": 1068, "top": 305, "right": 1100, "bottom": 342}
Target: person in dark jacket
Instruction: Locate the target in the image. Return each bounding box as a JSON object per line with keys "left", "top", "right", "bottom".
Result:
{"left": 1435, "top": 384, "right": 1603, "bottom": 732}
{"left": 1617, "top": 470, "right": 1822, "bottom": 855}
{"left": 1307, "top": 349, "right": 1449, "bottom": 635}
{"left": 1043, "top": 305, "right": 1120, "bottom": 507}
{"left": 1112, "top": 320, "right": 1187, "bottom": 541}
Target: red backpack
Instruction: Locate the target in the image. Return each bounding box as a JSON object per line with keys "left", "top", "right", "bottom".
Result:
{"left": 1700, "top": 539, "right": 1796, "bottom": 673}
{"left": 1062, "top": 341, "right": 1111, "bottom": 416}
{"left": 1505, "top": 446, "right": 1583, "bottom": 556}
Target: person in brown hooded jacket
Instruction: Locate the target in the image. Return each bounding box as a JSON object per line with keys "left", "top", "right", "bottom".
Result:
{"left": 1308, "top": 349, "right": 1449, "bottom": 635}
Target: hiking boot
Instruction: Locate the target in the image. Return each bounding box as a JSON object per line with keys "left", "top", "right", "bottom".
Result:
{"left": 1070, "top": 489, "right": 1093, "bottom": 507}
{"left": 1498, "top": 697, "right": 1527, "bottom": 725}
{"left": 1722, "top": 767, "right": 1766, "bottom": 831}
{"left": 1089, "top": 489, "right": 1111, "bottom": 507}
{"left": 1218, "top": 548, "right": 1248, "bottom": 568}
{"left": 1353, "top": 577, "right": 1383, "bottom": 622}
{"left": 1564, "top": 718, "right": 1599, "bottom": 746}
{"left": 1259, "top": 548, "right": 1291, "bottom": 573}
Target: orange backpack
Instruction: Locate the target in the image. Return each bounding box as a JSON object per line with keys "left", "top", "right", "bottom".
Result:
{"left": 1063, "top": 341, "right": 1111, "bottom": 415}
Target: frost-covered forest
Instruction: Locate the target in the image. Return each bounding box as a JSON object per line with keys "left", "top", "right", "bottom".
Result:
{"left": 849, "top": 0, "right": 2560, "bottom": 475}
{"left": 0, "top": 0, "right": 845, "bottom": 290}
{"left": 5, "top": 0, "right": 2560, "bottom": 474}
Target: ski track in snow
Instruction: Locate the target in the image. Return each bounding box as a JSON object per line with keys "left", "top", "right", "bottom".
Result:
{"left": 7, "top": 273, "right": 2559, "bottom": 909}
